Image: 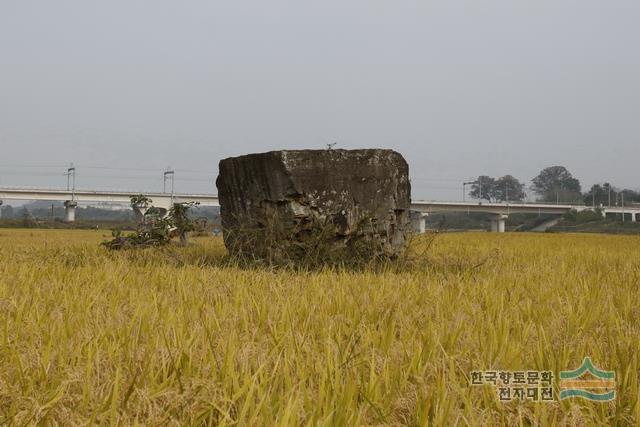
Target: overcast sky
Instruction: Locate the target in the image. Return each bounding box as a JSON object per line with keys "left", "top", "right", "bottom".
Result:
{"left": 1, "top": 0, "right": 638, "bottom": 200}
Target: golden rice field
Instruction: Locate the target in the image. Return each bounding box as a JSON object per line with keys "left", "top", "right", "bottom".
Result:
{"left": 1, "top": 228, "right": 639, "bottom": 425}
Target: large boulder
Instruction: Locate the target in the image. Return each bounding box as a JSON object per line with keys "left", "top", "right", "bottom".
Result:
{"left": 215, "top": 149, "right": 411, "bottom": 263}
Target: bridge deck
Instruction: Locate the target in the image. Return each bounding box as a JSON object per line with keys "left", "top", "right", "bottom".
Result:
{"left": 1, "top": 188, "right": 639, "bottom": 215}
{"left": 0, "top": 188, "right": 219, "bottom": 208}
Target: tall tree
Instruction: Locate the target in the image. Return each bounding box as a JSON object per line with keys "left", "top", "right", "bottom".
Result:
{"left": 495, "top": 175, "right": 526, "bottom": 202}
{"left": 583, "top": 184, "right": 640, "bottom": 206}
{"left": 531, "top": 166, "right": 582, "bottom": 203}
{"left": 469, "top": 175, "right": 526, "bottom": 202}
{"left": 620, "top": 189, "right": 640, "bottom": 204}
{"left": 469, "top": 176, "right": 497, "bottom": 201}
{"left": 583, "top": 183, "right": 613, "bottom": 207}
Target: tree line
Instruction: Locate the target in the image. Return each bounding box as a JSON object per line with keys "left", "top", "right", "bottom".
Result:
{"left": 469, "top": 166, "right": 640, "bottom": 205}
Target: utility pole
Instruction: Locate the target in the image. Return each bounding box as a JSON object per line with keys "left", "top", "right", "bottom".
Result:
{"left": 592, "top": 185, "right": 596, "bottom": 209}
{"left": 65, "top": 164, "right": 76, "bottom": 201}
{"left": 164, "top": 168, "right": 175, "bottom": 204}
{"left": 556, "top": 184, "right": 563, "bottom": 205}
{"left": 505, "top": 181, "right": 509, "bottom": 204}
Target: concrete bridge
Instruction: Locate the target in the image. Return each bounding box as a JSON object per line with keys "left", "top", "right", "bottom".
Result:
{"left": 410, "top": 201, "right": 640, "bottom": 232}
{"left": 0, "top": 188, "right": 219, "bottom": 222}
{"left": 1, "top": 187, "right": 639, "bottom": 231}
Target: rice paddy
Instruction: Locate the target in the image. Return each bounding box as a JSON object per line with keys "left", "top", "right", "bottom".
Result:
{"left": 0, "top": 228, "right": 639, "bottom": 425}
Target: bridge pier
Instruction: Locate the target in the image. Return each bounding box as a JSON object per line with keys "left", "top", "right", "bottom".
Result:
{"left": 411, "top": 211, "right": 429, "bottom": 234}
{"left": 490, "top": 214, "right": 508, "bottom": 233}
{"left": 64, "top": 200, "right": 77, "bottom": 222}
{"left": 0, "top": 200, "right": 3, "bottom": 219}
{"left": 632, "top": 212, "right": 637, "bottom": 222}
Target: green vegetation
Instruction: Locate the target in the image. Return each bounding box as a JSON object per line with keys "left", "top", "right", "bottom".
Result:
{"left": 468, "top": 175, "right": 526, "bottom": 202}
{"left": 531, "top": 166, "right": 582, "bottom": 203}
{"left": 563, "top": 209, "right": 604, "bottom": 224}
{"left": 103, "top": 201, "right": 199, "bottom": 249}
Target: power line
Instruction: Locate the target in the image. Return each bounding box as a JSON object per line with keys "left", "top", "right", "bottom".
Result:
{"left": 0, "top": 171, "right": 68, "bottom": 177}
{"left": 0, "top": 164, "right": 67, "bottom": 169}
{"left": 411, "top": 177, "right": 468, "bottom": 182}
{"left": 0, "top": 170, "right": 214, "bottom": 181}
{"left": 78, "top": 165, "right": 213, "bottom": 174}
{"left": 0, "top": 169, "right": 452, "bottom": 186}
{"left": 0, "top": 164, "right": 214, "bottom": 175}
{"left": 71, "top": 174, "right": 212, "bottom": 182}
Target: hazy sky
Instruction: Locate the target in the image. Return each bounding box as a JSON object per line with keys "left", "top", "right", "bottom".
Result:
{"left": 1, "top": 0, "right": 638, "bottom": 200}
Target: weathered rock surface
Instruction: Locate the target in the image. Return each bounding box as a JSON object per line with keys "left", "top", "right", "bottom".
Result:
{"left": 215, "top": 149, "right": 411, "bottom": 263}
